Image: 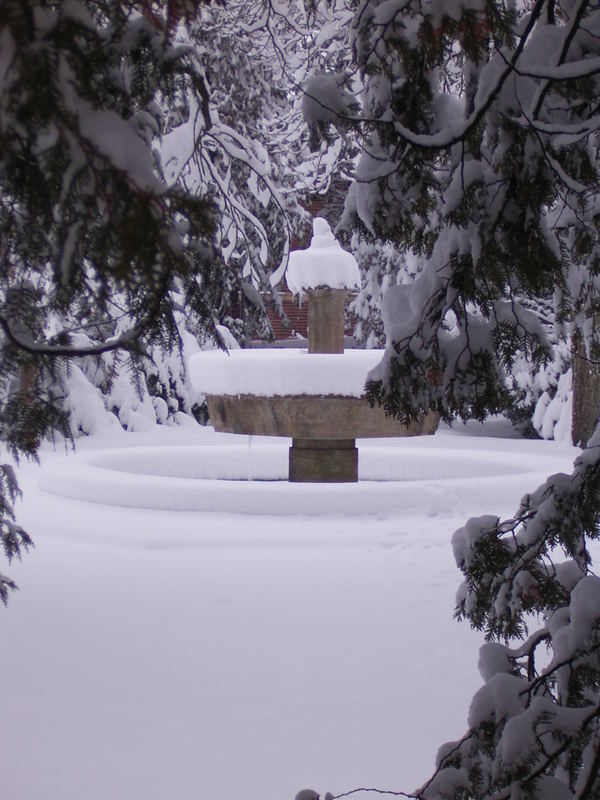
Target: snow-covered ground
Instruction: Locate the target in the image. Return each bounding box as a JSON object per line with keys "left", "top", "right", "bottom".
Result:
{"left": 0, "top": 420, "right": 585, "bottom": 800}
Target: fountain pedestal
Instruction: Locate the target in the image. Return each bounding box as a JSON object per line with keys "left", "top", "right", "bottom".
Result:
{"left": 289, "top": 287, "right": 358, "bottom": 482}
{"left": 289, "top": 438, "right": 357, "bottom": 483}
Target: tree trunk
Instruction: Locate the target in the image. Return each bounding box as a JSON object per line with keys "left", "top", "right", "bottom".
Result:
{"left": 572, "top": 328, "right": 600, "bottom": 446}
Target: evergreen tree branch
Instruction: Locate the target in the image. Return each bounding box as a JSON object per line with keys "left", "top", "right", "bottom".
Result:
{"left": 531, "top": 0, "right": 591, "bottom": 120}
{"left": 0, "top": 314, "right": 143, "bottom": 357}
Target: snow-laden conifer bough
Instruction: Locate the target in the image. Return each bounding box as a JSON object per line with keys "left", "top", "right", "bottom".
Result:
{"left": 0, "top": 0, "right": 223, "bottom": 600}
{"left": 300, "top": 0, "right": 600, "bottom": 798}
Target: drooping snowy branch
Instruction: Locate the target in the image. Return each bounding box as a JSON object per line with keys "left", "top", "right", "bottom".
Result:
{"left": 335, "top": 0, "right": 600, "bottom": 429}
{"left": 0, "top": 0, "right": 224, "bottom": 600}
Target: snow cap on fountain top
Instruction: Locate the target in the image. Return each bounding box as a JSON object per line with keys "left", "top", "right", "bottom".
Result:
{"left": 286, "top": 217, "right": 360, "bottom": 295}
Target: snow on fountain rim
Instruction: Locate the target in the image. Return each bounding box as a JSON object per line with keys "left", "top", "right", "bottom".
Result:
{"left": 189, "top": 348, "right": 383, "bottom": 397}
{"left": 285, "top": 217, "right": 360, "bottom": 295}
{"left": 37, "top": 439, "right": 570, "bottom": 517}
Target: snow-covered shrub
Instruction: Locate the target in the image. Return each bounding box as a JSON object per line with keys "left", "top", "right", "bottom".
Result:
{"left": 506, "top": 333, "right": 572, "bottom": 442}
{"left": 423, "top": 438, "right": 600, "bottom": 800}
{"left": 350, "top": 235, "right": 420, "bottom": 349}
{"left": 61, "top": 362, "right": 121, "bottom": 436}
{"left": 57, "top": 312, "right": 235, "bottom": 437}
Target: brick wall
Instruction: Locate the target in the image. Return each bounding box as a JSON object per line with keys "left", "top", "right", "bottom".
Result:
{"left": 265, "top": 289, "right": 357, "bottom": 342}
{"left": 267, "top": 291, "right": 309, "bottom": 339}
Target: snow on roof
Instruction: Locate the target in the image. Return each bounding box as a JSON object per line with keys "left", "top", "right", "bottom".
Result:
{"left": 286, "top": 218, "right": 360, "bottom": 295}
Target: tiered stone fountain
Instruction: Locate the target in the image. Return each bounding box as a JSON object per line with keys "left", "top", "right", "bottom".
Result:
{"left": 189, "top": 219, "right": 437, "bottom": 482}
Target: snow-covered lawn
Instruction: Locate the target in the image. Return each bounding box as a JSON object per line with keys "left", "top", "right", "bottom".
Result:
{"left": 1, "top": 421, "right": 584, "bottom": 800}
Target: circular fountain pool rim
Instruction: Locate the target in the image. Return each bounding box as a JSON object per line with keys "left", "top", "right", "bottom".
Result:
{"left": 38, "top": 443, "right": 566, "bottom": 517}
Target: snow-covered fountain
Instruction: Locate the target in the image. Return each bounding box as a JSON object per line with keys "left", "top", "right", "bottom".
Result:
{"left": 37, "top": 211, "right": 560, "bottom": 515}
{"left": 38, "top": 221, "right": 560, "bottom": 515}
{"left": 189, "top": 219, "right": 438, "bottom": 482}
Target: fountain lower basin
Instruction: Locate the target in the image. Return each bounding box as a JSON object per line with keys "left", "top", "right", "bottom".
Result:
{"left": 189, "top": 348, "right": 438, "bottom": 482}
{"left": 37, "top": 438, "right": 556, "bottom": 516}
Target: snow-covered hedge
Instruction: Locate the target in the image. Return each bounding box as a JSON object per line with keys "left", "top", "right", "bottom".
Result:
{"left": 58, "top": 317, "right": 234, "bottom": 437}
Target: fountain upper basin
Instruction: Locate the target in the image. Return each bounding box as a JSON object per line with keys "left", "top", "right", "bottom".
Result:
{"left": 205, "top": 394, "right": 437, "bottom": 438}
{"left": 189, "top": 348, "right": 383, "bottom": 397}
{"left": 189, "top": 348, "right": 438, "bottom": 439}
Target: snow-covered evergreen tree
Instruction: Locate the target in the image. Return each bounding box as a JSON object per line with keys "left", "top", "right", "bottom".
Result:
{"left": 350, "top": 237, "right": 419, "bottom": 347}
{"left": 316, "top": 1, "right": 600, "bottom": 796}
{"left": 59, "top": 1, "right": 365, "bottom": 428}
{"left": 159, "top": 0, "right": 329, "bottom": 340}
{"left": 0, "top": 0, "right": 225, "bottom": 601}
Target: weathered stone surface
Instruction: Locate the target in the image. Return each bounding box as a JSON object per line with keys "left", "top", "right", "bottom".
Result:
{"left": 206, "top": 394, "right": 439, "bottom": 439}
{"left": 307, "top": 289, "right": 347, "bottom": 354}
{"left": 289, "top": 438, "right": 358, "bottom": 483}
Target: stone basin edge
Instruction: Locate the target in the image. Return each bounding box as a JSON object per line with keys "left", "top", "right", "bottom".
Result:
{"left": 205, "top": 393, "right": 439, "bottom": 440}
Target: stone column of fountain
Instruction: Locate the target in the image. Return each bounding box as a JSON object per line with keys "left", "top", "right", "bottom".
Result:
{"left": 285, "top": 219, "right": 361, "bottom": 482}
